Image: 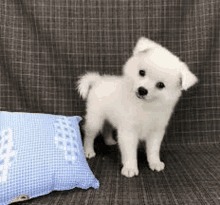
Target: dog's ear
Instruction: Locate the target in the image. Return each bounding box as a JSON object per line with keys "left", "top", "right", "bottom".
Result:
{"left": 133, "top": 37, "right": 159, "bottom": 56}
{"left": 180, "top": 63, "right": 198, "bottom": 90}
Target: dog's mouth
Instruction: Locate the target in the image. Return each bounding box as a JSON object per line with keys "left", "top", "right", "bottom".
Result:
{"left": 136, "top": 92, "right": 156, "bottom": 102}
{"left": 136, "top": 92, "right": 145, "bottom": 100}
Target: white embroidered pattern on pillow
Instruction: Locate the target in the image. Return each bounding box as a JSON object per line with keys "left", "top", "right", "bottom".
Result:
{"left": 54, "top": 117, "right": 79, "bottom": 164}
{"left": 0, "top": 128, "right": 17, "bottom": 183}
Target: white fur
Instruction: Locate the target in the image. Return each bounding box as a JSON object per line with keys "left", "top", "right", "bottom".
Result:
{"left": 77, "top": 37, "right": 198, "bottom": 177}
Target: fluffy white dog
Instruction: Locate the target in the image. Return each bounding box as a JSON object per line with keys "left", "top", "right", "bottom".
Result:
{"left": 77, "top": 37, "right": 198, "bottom": 177}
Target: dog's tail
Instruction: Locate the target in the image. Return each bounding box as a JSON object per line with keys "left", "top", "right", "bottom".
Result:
{"left": 77, "top": 72, "right": 101, "bottom": 99}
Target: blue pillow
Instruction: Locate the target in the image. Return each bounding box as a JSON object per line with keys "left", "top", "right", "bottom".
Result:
{"left": 0, "top": 112, "right": 99, "bottom": 205}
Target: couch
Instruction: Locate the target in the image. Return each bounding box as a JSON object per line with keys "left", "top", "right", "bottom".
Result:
{"left": 0, "top": 1, "right": 219, "bottom": 204}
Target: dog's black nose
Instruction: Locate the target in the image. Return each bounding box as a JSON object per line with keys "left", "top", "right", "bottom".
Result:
{"left": 138, "top": 87, "right": 148, "bottom": 96}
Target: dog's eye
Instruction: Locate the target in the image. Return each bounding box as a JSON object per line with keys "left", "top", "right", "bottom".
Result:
{"left": 156, "top": 82, "right": 165, "bottom": 89}
{"left": 139, "top": 70, "right": 146, "bottom": 77}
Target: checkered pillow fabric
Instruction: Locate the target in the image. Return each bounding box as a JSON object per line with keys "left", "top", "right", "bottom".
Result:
{"left": 0, "top": 112, "right": 99, "bottom": 205}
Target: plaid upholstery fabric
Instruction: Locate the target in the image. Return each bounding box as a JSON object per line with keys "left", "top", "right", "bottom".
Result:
{"left": 17, "top": 143, "right": 220, "bottom": 205}
{"left": 0, "top": 0, "right": 219, "bottom": 204}
{"left": 0, "top": 0, "right": 219, "bottom": 146}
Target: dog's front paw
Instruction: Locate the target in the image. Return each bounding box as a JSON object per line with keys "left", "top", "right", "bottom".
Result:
{"left": 149, "top": 161, "right": 165, "bottom": 172}
{"left": 121, "top": 166, "right": 139, "bottom": 177}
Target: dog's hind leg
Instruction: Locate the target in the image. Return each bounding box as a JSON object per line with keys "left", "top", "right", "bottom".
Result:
{"left": 102, "top": 121, "right": 117, "bottom": 145}
{"left": 83, "top": 113, "right": 104, "bottom": 158}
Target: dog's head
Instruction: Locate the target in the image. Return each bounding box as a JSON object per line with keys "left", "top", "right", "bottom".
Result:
{"left": 123, "top": 37, "right": 198, "bottom": 105}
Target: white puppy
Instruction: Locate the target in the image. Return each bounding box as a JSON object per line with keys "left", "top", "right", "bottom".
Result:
{"left": 77, "top": 37, "right": 198, "bottom": 177}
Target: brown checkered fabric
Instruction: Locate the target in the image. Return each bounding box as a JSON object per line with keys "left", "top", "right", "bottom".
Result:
{"left": 0, "top": 0, "right": 219, "bottom": 204}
